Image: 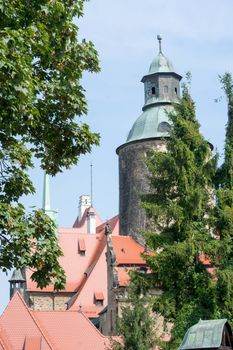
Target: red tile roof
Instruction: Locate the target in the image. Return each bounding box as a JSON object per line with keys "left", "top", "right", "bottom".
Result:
{"left": 78, "top": 305, "right": 101, "bottom": 318}
{"left": 0, "top": 327, "right": 11, "bottom": 350}
{"left": 0, "top": 292, "right": 110, "bottom": 350}
{"left": 24, "top": 336, "right": 41, "bottom": 350}
{"left": 26, "top": 215, "right": 119, "bottom": 296}
{"left": 198, "top": 254, "right": 217, "bottom": 280}
{"left": 0, "top": 292, "right": 53, "bottom": 349}
{"left": 117, "top": 267, "right": 131, "bottom": 286}
{"left": 67, "top": 215, "right": 119, "bottom": 312}
{"left": 26, "top": 231, "right": 106, "bottom": 292}
{"left": 111, "top": 236, "right": 146, "bottom": 265}
{"left": 68, "top": 235, "right": 107, "bottom": 310}
{"left": 33, "top": 310, "right": 110, "bottom": 350}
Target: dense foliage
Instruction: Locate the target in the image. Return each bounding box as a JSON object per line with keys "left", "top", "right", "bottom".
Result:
{"left": 0, "top": 0, "right": 99, "bottom": 289}
{"left": 214, "top": 73, "right": 233, "bottom": 321}
{"left": 140, "top": 78, "right": 219, "bottom": 348}
{"left": 114, "top": 275, "right": 155, "bottom": 350}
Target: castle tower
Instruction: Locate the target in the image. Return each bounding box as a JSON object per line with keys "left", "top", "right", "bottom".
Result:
{"left": 116, "top": 36, "right": 182, "bottom": 241}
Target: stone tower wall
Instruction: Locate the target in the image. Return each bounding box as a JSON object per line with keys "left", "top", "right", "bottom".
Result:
{"left": 117, "top": 138, "right": 166, "bottom": 241}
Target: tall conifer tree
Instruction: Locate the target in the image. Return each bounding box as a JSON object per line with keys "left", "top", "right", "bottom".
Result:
{"left": 214, "top": 73, "right": 233, "bottom": 322}
{"left": 141, "top": 78, "right": 218, "bottom": 348}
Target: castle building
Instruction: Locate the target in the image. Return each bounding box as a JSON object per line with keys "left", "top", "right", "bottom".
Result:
{"left": 5, "top": 38, "right": 182, "bottom": 343}
{"left": 116, "top": 36, "right": 182, "bottom": 242}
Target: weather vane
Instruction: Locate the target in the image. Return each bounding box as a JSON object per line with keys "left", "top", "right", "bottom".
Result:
{"left": 157, "top": 34, "right": 162, "bottom": 53}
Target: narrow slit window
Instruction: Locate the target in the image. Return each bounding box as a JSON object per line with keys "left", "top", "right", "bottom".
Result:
{"left": 151, "top": 87, "right": 155, "bottom": 95}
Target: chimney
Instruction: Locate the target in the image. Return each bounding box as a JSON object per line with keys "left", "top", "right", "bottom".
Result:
{"left": 87, "top": 208, "right": 96, "bottom": 234}
{"left": 79, "top": 195, "right": 91, "bottom": 221}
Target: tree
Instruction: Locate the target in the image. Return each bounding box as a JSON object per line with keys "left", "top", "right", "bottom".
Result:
{"left": 0, "top": 0, "right": 100, "bottom": 289}
{"left": 214, "top": 73, "right": 233, "bottom": 322}
{"left": 113, "top": 273, "right": 155, "bottom": 350}
{"left": 140, "top": 77, "right": 218, "bottom": 349}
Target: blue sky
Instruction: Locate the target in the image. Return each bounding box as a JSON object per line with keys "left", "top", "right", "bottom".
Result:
{"left": 1, "top": 0, "right": 233, "bottom": 312}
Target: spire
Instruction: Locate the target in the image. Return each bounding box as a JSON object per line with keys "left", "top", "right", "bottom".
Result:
{"left": 157, "top": 34, "right": 162, "bottom": 53}
{"left": 42, "top": 172, "right": 58, "bottom": 226}
{"left": 43, "top": 173, "right": 51, "bottom": 211}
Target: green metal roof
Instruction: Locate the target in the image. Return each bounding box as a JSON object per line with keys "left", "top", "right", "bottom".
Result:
{"left": 126, "top": 105, "right": 172, "bottom": 143}
{"left": 149, "top": 52, "right": 175, "bottom": 74}
{"left": 178, "top": 319, "right": 229, "bottom": 350}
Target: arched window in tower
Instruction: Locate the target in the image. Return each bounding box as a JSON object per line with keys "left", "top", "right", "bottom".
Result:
{"left": 151, "top": 87, "right": 155, "bottom": 95}
{"left": 164, "top": 85, "right": 168, "bottom": 94}
{"left": 157, "top": 122, "right": 170, "bottom": 133}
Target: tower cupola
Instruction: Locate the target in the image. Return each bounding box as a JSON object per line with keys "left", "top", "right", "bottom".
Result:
{"left": 126, "top": 35, "right": 182, "bottom": 144}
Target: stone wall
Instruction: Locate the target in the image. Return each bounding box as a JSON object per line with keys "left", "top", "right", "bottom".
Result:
{"left": 28, "top": 292, "right": 74, "bottom": 310}
{"left": 117, "top": 138, "right": 166, "bottom": 242}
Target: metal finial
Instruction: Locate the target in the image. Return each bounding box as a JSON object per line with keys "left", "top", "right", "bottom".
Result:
{"left": 90, "top": 162, "right": 93, "bottom": 207}
{"left": 157, "top": 34, "right": 162, "bottom": 53}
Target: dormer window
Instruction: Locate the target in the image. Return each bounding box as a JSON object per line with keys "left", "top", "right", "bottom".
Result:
{"left": 158, "top": 122, "right": 170, "bottom": 133}
{"left": 94, "top": 292, "right": 104, "bottom": 306}
{"left": 78, "top": 239, "right": 86, "bottom": 256}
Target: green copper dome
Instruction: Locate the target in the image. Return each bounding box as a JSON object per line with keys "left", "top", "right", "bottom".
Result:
{"left": 149, "top": 52, "right": 175, "bottom": 74}
{"left": 126, "top": 105, "right": 172, "bottom": 143}
{"left": 123, "top": 38, "right": 181, "bottom": 145}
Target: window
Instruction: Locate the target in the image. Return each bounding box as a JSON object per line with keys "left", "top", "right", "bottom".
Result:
{"left": 78, "top": 239, "right": 86, "bottom": 256}
{"left": 164, "top": 85, "right": 168, "bottom": 94}
{"left": 151, "top": 87, "right": 155, "bottom": 95}
{"left": 175, "top": 87, "right": 178, "bottom": 95}
{"left": 157, "top": 122, "right": 170, "bottom": 133}
{"left": 94, "top": 292, "right": 104, "bottom": 306}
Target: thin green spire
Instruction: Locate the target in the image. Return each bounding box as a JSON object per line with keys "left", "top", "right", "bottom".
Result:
{"left": 42, "top": 172, "right": 58, "bottom": 226}
{"left": 43, "top": 173, "right": 51, "bottom": 211}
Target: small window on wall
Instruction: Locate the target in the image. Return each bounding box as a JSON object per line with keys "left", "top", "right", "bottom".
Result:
{"left": 164, "top": 85, "right": 168, "bottom": 94}
{"left": 151, "top": 87, "right": 155, "bottom": 95}
{"left": 157, "top": 122, "right": 170, "bottom": 133}
{"left": 175, "top": 87, "right": 178, "bottom": 95}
